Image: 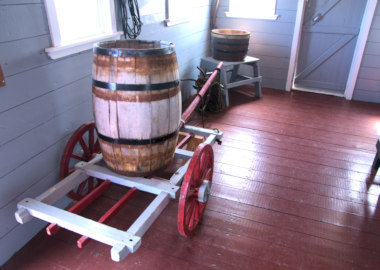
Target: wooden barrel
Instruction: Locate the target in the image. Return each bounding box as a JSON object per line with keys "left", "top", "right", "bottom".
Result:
{"left": 211, "top": 29, "right": 250, "bottom": 61}
{"left": 92, "top": 40, "right": 181, "bottom": 176}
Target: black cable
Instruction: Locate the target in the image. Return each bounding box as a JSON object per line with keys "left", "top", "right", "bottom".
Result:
{"left": 119, "top": 0, "right": 143, "bottom": 39}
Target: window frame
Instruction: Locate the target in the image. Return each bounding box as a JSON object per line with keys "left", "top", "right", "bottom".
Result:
{"left": 43, "top": 0, "right": 122, "bottom": 59}
{"left": 225, "top": 0, "right": 279, "bottom": 21}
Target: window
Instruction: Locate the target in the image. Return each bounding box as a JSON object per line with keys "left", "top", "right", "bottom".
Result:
{"left": 226, "top": 0, "right": 278, "bottom": 20}
{"left": 44, "top": 0, "right": 122, "bottom": 59}
{"left": 164, "top": 0, "right": 190, "bottom": 27}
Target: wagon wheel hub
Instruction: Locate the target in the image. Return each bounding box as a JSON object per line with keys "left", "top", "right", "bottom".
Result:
{"left": 198, "top": 180, "right": 211, "bottom": 203}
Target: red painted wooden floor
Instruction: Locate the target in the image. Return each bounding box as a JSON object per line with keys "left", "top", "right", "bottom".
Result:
{"left": 3, "top": 88, "right": 380, "bottom": 270}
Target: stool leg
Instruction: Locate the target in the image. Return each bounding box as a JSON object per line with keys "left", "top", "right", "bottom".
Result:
{"left": 230, "top": 65, "right": 239, "bottom": 82}
{"left": 255, "top": 80, "right": 262, "bottom": 98}
{"left": 372, "top": 139, "right": 380, "bottom": 171}
{"left": 253, "top": 62, "right": 262, "bottom": 98}
{"left": 373, "top": 154, "right": 380, "bottom": 171}
{"left": 221, "top": 67, "right": 229, "bottom": 107}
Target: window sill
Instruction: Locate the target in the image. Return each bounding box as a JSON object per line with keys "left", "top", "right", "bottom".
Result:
{"left": 164, "top": 18, "right": 189, "bottom": 27}
{"left": 225, "top": 12, "right": 279, "bottom": 21}
{"left": 45, "top": 31, "right": 123, "bottom": 60}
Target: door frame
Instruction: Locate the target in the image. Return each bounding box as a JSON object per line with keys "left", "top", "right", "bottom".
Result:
{"left": 285, "top": 0, "right": 378, "bottom": 99}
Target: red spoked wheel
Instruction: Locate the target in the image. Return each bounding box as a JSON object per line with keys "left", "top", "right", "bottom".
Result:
{"left": 60, "top": 121, "right": 101, "bottom": 201}
{"left": 178, "top": 143, "right": 214, "bottom": 237}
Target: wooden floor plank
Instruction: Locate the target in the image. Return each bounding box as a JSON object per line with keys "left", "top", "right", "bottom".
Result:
{"left": 227, "top": 164, "right": 379, "bottom": 207}
{"left": 213, "top": 172, "right": 380, "bottom": 220}
{"left": 214, "top": 155, "right": 380, "bottom": 196}
{"left": 207, "top": 196, "right": 380, "bottom": 253}
{"left": 226, "top": 106, "right": 379, "bottom": 141}
{"left": 220, "top": 134, "right": 375, "bottom": 166}
{"left": 204, "top": 123, "right": 376, "bottom": 163}
{"left": 200, "top": 210, "right": 380, "bottom": 269}
{"left": 83, "top": 192, "right": 375, "bottom": 270}
{"left": 4, "top": 88, "right": 380, "bottom": 269}
{"left": 233, "top": 87, "right": 380, "bottom": 117}
{"left": 228, "top": 93, "right": 380, "bottom": 138}
{"left": 214, "top": 143, "right": 373, "bottom": 176}
{"left": 211, "top": 183, "right": 380, "bottom": 235}
{"left": 103, "top": 189, "right": 380, "bottom": 270}
{"left": 71, "top": 194, "right": 290, "bottom": 270}
{"left": 219, "top": 135, "right": 374, "bottom": 170}
{"left": 209, "top": 113, "right": 376, "bottom": 151}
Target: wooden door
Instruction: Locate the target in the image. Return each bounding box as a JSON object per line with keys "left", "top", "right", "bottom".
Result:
{"left": 293, "top": 0, "right": 367, "bottom": 95}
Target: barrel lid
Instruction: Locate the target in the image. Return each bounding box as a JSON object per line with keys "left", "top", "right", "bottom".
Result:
{"left": 93, "top": 40, "right": 175, "bottom": 57}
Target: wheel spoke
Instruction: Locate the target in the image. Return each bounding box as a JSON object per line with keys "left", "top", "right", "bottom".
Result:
{"left": 71, "top": 153, "right": 87, "bottom": 162}
{"left": 188, "top": 202, "right": 199, "bottom": 229}
{"left": 79, "top": 136, "right": 91, "bottom": 158}
{"left": 87, "top": 177, "right": 95, "bottom": 193}
{"left": 186, "top": 186, "right": 197, "bottom": 198}
{"left": 185, "top": 198, "right": 195, "bottom": 216}
{"left": 200, "top": 152, "right": 205, "bottom": 168}
{"left": 191, "top": 159, "right": 201, "bottom": 188}
{"left": 199, "top": 153, "right": 211, "bottom": 179}
{"left": 76, "top": 181, "right": 87, "bottom": 197}
{"left": 196, "top": 157, "right": 201, "bottom": 176}
{"left": 185, "top": 199, "right": 196, "bottom": 222}
{"left": 201, "top": 167, "right": 212, "bottom": 181}
{"left": 186, "top": 201, "right": 196, "bottom": 228}
{"left": 199, "top": 162, "right": 207, "bottom": 180}
{"left": 194, "top": 202, "right": 200, "bottom": 222}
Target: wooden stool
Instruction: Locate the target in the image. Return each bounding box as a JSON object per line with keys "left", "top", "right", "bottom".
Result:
{"left": 373, "top": 139, "right": 380, "bottom": 172}
{"left": 200, "top": 56, "right": 262, "bottom": 107}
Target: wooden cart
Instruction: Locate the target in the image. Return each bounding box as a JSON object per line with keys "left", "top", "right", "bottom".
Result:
{"left": 15, "top": 63, "right": 223, "bottom": 262}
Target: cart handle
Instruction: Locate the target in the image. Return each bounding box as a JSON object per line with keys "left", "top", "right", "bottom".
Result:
{"left": 179, "top": 61, "right": 223, "bottom": 129}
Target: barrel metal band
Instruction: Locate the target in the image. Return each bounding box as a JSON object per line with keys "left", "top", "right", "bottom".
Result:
{"left": 213, "top": 48, "right": 248, "bottom": 54}
{"left": 94, "top": 43, "right": 175, "bottom": 57}
{"left": 211, "top": 40, "right": 249, "bottom": 46}
{"left": 97, "top": 130, "right": 179, "bottom": 146}
{"left": 93, "top": 79, "right": 180, "bottom": 91}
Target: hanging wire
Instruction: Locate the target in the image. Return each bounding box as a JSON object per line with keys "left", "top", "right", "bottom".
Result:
{"left": 119, "top": 0, "right": 143, "bottom": 39}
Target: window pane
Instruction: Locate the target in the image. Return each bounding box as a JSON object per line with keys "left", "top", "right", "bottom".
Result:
{"left": 168, "top": 0, "right": 190, "bottom": 21}
{"left": 230, "top": 0, "right": 276, "bottom": 17}
{"left": 54, "top": 0, "right": 105, "bottom": 44}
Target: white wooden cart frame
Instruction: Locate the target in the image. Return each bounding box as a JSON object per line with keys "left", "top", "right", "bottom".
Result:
{"left": 15, "top": 125, "right": 222, "bottom": 262}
